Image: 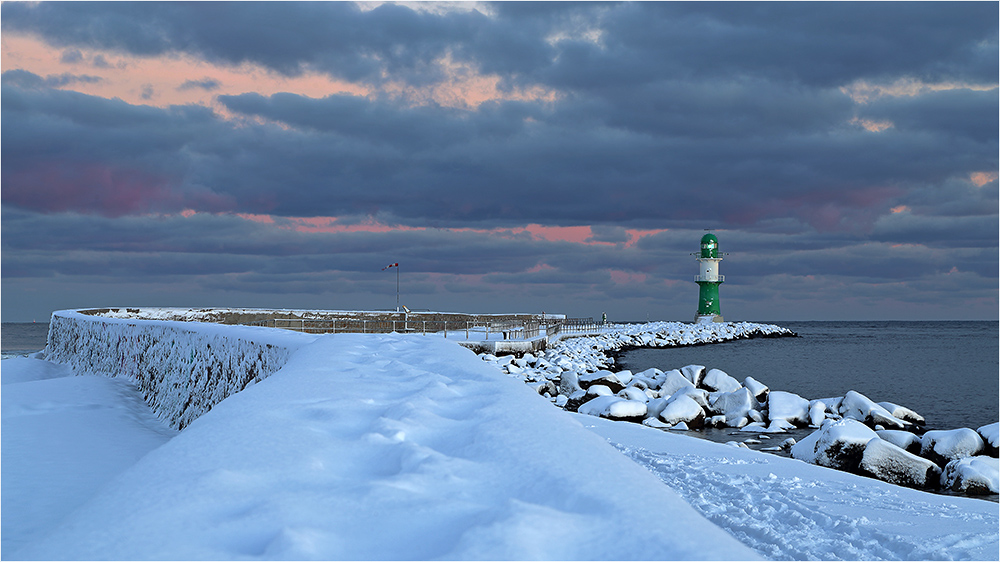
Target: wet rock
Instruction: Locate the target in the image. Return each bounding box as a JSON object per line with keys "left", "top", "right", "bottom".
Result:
{"left": 564, "top": 390, "right": 591, "bottom": 412}
{"left": 860, "top": 438, "right": 941, "bottom": 489}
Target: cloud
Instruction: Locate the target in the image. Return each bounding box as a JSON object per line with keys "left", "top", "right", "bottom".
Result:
{"left": 178, "top": 78, "right": 221, "bottom": 92}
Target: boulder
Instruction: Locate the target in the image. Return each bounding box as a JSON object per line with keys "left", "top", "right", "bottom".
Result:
{"left": 807, "top": 401, "right": 827, "bottom": 428}
{"left": 978, "top": 422, "right": 999, "bottom": 457}
{"left": 563, "top": 390, "right": 592, "bottom": 412}
{"left": 658, "top": 394, "right": 706, "bottom": 429}
{"left": 671, "top": 386, "right": 710, "bottom": 410}
{"left": 659, "top": 369, "right": 695, "bottom": 397}
{"left": 578, "top": 370, "right": 625, "bottom": 394}
{"left": 941, "top": 456, "right": 999, "bottom": 495}
{"left": 743, "top": 376, "right": 769, "bottom": 404}
{"left": 860, "top": 438, "right": 941, "bottom": 489}
{"left": 618, "top": 386, "right": 649, "bottom": 403}
{"left": 645, "top": 397, "right": 668, "bottom": 420}
{"left": 680, "top": 364, "right": 706, "bottom": 387}
{"left": 877, "top": 401, "right": 925, "bottom": 426}
{"left": 876, "top": 430, "right": 923, "bottom": 455}
{"left": 839, "top": 390, "right": 908, "bottom": 430}
{"left": 558, "top": 370, "right": 582, "bottom": 396}
{"left": 768, "top": 391, "right": 810, "bottom": 426}
{"left": 586, "top": 385, "right": 614, "bottom": 398}
{"left": 529, "top": 380, "right": 558, "bottom": 397}
{"left": 614, "top": 370, "right": 633, "bottom": 386}
{"left": 711, "top": 388, "right": 754, "bottom": 426}
{"left": 577, "top": 395, "right": 647, "bottom": 423}
{"left": 791, "top": 418, "right": 878, "bottom": 472}
{"left": 702, "top": 368, "right": 742, "bottom": 393}
{"left": 920, "top": 429, "right": 985, "bottom": 467}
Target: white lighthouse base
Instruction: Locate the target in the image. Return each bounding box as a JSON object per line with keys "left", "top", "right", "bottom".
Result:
{"left": 694, "top": 314, "right": 724, "bottom": 324}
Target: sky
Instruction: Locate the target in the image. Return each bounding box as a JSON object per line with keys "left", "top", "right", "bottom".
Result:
{"left": 1, "top": 1, "right": 997, "bottom": 323}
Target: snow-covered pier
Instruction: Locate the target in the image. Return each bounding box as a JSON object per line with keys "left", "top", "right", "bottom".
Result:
{"left": 5, "top": 308, "right": 997, "bottom": 559}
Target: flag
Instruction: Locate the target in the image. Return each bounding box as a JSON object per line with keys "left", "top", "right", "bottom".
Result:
{"left": 382, "top": 263, "right": 398, "bottom": 270}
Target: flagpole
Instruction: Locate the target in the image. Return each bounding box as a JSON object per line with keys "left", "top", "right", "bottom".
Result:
{"left": 396, "top": 265, "right": 400, "bottom": 312}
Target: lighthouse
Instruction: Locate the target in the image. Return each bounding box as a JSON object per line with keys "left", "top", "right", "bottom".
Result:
{"left": 694, "top": 232, "right": 724, "bottom": 323}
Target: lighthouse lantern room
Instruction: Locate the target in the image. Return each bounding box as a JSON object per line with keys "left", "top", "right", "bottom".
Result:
{"left": 694, "top": 232, "right": 725, "bottom": 323}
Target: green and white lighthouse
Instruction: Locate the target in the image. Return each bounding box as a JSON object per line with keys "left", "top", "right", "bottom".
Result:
{"left": 694, "top": 232, "right": 724, "bottom": 323}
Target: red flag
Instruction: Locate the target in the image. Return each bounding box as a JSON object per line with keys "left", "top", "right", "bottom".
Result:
{"left": 382, "top": 262, "right": 398, "bottom": 270}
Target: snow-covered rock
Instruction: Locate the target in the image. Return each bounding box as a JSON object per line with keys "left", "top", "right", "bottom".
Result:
{"left": 791, "top": 419, "right": 878, "bottom": 471}
{"left": 659, "top": 369, "right": 695, "bottom": 396}
{"left": 680, "top": 364, "right": 706, "bottom": 387}
{"left": 940, "top": 456, "right": 999, "bottom": 495}
{"left": 743, "top": 376, "right": 769, "bottom": 404}
{"left": 578, "top": 370, "right": 625, "bottom": 393}
{"left": 877, "top": 401, "right": 925, "bottom": 426}
{"left": 860, "top": 438, "right": 941, "bottom": 489}
{"left": 839, "top": 390, "right": 908, "bottom": 430}
{"left": 920, "top": 429, "right": 985, "bottom": 466}
{"left": 978, "top": 422, "right": 999, "bottom": 457}
{"left": 618, "top": 386, "right": 649, "bottom": 403}
{"left": 767, "top": 391, "right": 810, "bottom": 426}
{"left": 876, "top": 430, "right": 923, "bottom": 455}
{"left": 577, "top": 396, "right": 647, "bottom": 422}
{"left": 710, "top": 388, "right": 754, "bottom": 426}
{"left": 558, "top": 370, "right": 582, "bottom": 395}
{"left": 701, "top": 368, "right": 741, "bottom": 393}
{"left": 659, "top": 395, "right": 706, "bottom": 429}
{"left": 807, "top": 401, "right": 827, "bottom": 428}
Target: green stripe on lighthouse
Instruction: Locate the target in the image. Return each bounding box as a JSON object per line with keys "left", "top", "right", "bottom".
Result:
{"left": 695, "top": 232, "right": 724, "bottom": 322}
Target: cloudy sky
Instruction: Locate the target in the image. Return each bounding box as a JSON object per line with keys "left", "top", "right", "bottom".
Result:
{"left": 2, "top": 2, "right": 997, "bottom": 323}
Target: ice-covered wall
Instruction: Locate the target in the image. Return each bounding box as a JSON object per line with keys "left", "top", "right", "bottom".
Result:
{"left": 45, "top": 311, "right": 315, "bottom": 429}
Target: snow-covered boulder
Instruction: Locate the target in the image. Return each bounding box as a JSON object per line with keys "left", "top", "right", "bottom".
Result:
{"left": 941, "top": 456, "right": 999, "bottom": 495}
{"left": 876, "top": 430, "right": 923, "bottom": 455}
{"left": 618, "top": 386, "right": 649, "bottom": 403}
{"left": 877, "top": 401, "right": 925, "bottom": 426}
{"left": 658, "top": 394, "right": 706, "bottom": 429}
{"left": 743, "top": 376, "right": 769, "bottom": 404}
{"left": 767, "top": 391, "right": 810, "bottom": 426}
{"left": 978, "top": 422, "right": 999, "bottom": 457}
{"left": 701, "top": 368, "right": 741, "bottom": 393}
{"left": 860, "top": 438, "right": 941, "bottom": 489}
{"left": 558, "top": 370, "right": 582, "bottom": 396}
{"left": 529, "top": 380, "right": 558, "bottom": 397}
{"left": 791, "top": 418, "right": 878, "bottom": 471}
{"left": 613, "top": 370, "right": 633, "bottom": 386}
{"left": 577, "top": 396, "right": 647, "bottom": 423}
{"left": 563, "top": 390, "right": 591, "bottom": 412}
{"left": 710, "top": 388, "right": 754, "bottom": 426}
{"left": 839, "top": 390, "right": 908, "bottom": 430}
{"left": 670, "top": 386, "right": 710, "bottom": 410}
{"left": 578, "top": 370, "right": 625, "bottom": 394}
{"left": 680, "top": 364, "right": 706, "bottom": 387}
{"left": 920, "top": 429, "right": 985, "bottom": 466}
{"left": 659, "top": 369, "right": 695, "bottom": 396}
{"left": 807, "top": 401, "right": 827, "bottom": 428}
{"left": 645, "top": 397, "right": 668, "bottom": 420}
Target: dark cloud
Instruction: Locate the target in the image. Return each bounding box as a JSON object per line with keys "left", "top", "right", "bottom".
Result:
{"left": 178, "top": 78, "right": 220, "bottom": 92}
{"left": 1, "top": 2, "right": 996, "bottom": 321}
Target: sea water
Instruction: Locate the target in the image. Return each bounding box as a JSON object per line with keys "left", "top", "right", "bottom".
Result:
{"left": 1, "top": 323, "right": 50, "bottom": 358}
{"left": 615, "top": 321, "right": 999, "bottom": 432}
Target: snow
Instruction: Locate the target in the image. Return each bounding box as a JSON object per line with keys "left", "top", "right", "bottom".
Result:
{"left": 3, "top": 316, "right": 997, "bottom": 561}
{"left": 980, "top": 422, "right": 1000, "bottom": 449}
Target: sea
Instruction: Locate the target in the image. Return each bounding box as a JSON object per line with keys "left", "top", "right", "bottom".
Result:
{"left": 1, "top": 322, "right": 51, "bottom": 358}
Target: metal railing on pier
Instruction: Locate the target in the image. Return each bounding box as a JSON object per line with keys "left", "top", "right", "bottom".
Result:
{"left": 247, "top": 316, "right": 607, "bottom": 341}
